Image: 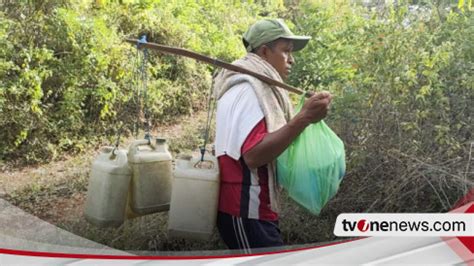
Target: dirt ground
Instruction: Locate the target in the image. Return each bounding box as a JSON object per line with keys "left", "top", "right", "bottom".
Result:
{"left": 0, "top": 106, "right": 336, "bottom": 251}
{"left": 0, "top": 110, "right": 210, "bottom": 226}
{"left": 0, "top": 110, "right": 235, "bottom": 252}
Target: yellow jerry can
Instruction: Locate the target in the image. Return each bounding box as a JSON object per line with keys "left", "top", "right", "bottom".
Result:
{"left": 168, "top": 154, "right": 220, "bottom": 240}
{"left": 84, "top": 146, "right": 131, "bottom": 227}
{"left": 128, "top": 138, "right": 172, "bottom": 215}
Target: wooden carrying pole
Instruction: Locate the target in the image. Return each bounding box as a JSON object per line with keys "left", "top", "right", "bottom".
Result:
{"left": 125, "top": 38, "right": 313, "bottom": 98}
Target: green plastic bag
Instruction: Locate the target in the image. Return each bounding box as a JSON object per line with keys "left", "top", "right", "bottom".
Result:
{"left": 277, "top": 96, "right": 346, "bottom": 215}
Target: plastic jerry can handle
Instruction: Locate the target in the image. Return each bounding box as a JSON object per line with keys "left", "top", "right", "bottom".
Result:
{"left": 99, "top": 146, "right": 118, "bottom": 160}
{"left": 128, "top": 139, "right": 155, "bottom": 157}
{"left": 193, "top": 154, "right": 218, "bottom": 170}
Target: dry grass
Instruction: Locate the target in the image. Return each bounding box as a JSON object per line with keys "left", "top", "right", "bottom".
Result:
{"left": 2, "top": 109, "right": 227, "bottom": 251}
{"left": 1, "top": 108, "right": 472, "bottom": 251}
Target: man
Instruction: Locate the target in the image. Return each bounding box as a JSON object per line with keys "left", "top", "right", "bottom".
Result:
{"left": 213, "top": 18, "right": 332, "bottom": 252}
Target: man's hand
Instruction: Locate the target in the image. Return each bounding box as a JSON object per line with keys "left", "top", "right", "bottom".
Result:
{"left": 242, "top": 91, "right": 332, "bottom": 169}
{"left": 297, "top": 91, "right": 332, "bottom": 125}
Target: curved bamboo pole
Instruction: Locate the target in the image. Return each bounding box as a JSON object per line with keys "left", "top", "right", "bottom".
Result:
{"left": 125, "top": 38, "right": 313, "bottom": 98}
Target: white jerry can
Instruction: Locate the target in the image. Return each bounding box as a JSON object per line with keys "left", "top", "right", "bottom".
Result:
{"left": 168, "top": 154, "right": 220, "bottom": 240}
{"left": 84, "top": 146, "right": 131, "bottom": 227}
{"left": 128, "top": 138, "right": 173, "bottom": 215}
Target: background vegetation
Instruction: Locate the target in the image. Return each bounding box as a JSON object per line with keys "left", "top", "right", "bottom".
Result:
{"left": 1, "top": 0, "right": 472, "bottom": 252}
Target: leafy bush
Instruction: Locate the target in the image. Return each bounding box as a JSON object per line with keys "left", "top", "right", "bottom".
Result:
{"left": 288, "top": 1, "right": 473, "bottom": 218}
{"left": 0, "top": 0, "right": 272, "bottom": 164}
{"left": 1, "top": 0, "right": 472, "bottom": 248}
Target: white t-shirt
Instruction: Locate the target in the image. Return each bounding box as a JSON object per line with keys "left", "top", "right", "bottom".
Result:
{"left": 215, "top": 82, "right": 264, "bottom": 160}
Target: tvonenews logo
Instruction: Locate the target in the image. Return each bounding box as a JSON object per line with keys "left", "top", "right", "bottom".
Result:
{"left": 334, "top": 214, "right": 474, "bottom": 237}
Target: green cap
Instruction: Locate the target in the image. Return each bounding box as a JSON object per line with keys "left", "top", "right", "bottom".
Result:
{"left": 242, "top": 18, "right": 311, "bottom": 52}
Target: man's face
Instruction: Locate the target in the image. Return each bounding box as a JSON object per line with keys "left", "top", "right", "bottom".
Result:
{"left": 261, "top": 39, "right": 295, "bottom": 80}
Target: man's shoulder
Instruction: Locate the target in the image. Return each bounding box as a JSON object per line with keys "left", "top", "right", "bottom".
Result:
{"left": 220, "top": 81, "right": 257, "bottom": 103}
{"left": 216, "top": 80, "right": 263, "bottom": 121}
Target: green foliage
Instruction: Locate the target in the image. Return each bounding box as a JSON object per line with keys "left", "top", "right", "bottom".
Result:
{"left": 0, "top": 0, "right": 270, "bottom": 164}
{"left": 1, "top": 0, "right": 472, "bottom": 248}
{"left": 290, "top": 1, "right": 472, "bottom": 215}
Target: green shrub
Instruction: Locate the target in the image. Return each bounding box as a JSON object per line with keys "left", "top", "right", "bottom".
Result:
{"left": 0, "top": 0, "right": 274, "bottom": 164}
{"left": 289, "top": 1, "right": 472, "bottom": 216}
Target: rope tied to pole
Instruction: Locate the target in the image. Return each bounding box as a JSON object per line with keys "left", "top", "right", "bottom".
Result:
{"left": 134, "top": 35, "right": 152, "bottom": 143}
{"left": 198, "top": 70, "right": 218, "bottom": 164}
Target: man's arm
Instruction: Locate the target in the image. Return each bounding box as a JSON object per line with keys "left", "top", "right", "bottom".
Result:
{"left": 243, "top": 91, "right": 332, "bottom": 169}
